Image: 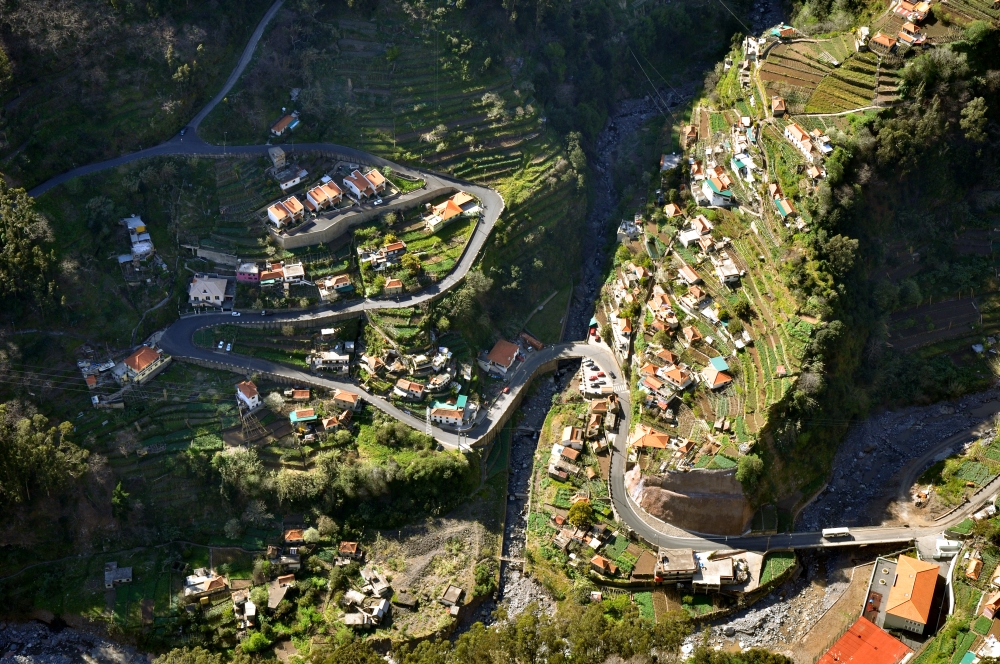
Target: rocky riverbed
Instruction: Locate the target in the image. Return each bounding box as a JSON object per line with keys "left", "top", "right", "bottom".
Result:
{"left": 798, "top": 387, "right": 1000, "bottom": 531}
{"left": 0, "top": 620, "right": 148, "bottom": 664}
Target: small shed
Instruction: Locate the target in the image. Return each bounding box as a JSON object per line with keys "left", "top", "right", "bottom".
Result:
{"left": 440, "top": 585, "right": 464, "bottom": 607}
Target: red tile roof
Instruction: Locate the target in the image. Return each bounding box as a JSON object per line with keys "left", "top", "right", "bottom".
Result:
{"left": 237, "top": 381, "right": 258, "bottom": 399}
{"left": 817, "top": 617, "right": 912, "bottom": 664}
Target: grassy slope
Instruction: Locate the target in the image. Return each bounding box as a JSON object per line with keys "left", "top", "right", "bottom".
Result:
{"left": 0, "top": 0, "right": 273, "bottom": 189}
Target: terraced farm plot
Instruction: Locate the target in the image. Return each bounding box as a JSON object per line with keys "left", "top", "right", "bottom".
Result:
{"left": 805, "top": 52, "right": 879, "bottom": 113}
{"left": 400, "top": 216, "right": 478, "bottom": 275}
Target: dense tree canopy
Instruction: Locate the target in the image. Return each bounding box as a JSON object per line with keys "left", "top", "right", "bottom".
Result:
{"left": 0, "top": 180, "right": 59, "bottom": 313}
{"left": 0, "top": 401, "right": 85, "bottom": 505}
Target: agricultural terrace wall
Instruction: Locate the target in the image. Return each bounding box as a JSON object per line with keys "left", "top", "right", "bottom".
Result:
{"left": 270, "top": 185, "right": 459, "bottom": 250}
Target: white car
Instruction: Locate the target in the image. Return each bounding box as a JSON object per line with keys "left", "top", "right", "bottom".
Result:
{"left": 225, "top": 343, "right": 232, "bottom": 352}
{"left": 373, "top": 197, "right": 383, "bottom": 206}
{"left": 217, "top": 341, "right": 224, "bottom": 350}
{"left": 231, "top": 311, "right": 241, "bottom": 317}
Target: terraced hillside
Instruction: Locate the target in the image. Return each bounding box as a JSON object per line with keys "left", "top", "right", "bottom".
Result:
{"left": 759, "top": 37, "right": 901, "bottom": 114}
{"left": 201, "top": 7, "right": 587, "bottom": 327}
{"left": 805, "top": 51, "right": 880, "bottom": 112}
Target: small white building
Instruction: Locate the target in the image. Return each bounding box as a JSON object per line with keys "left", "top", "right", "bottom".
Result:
{"left": 312, "top": 350, "right": 350, "bottom": 374}
{"left": 236, "top": 381, "right": 259, "bottom": 410}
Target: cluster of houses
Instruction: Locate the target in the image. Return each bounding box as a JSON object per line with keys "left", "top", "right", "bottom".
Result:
{"left": 357, "top": 239, "right": 408, "bottom": 274}
{"left": 117, "top": 215, "right": 158, "bottom": 268}
{"left": 548, "top": 397, "right": 617, "bottom": 482}
{"left": 265, "top": 169, "right": 388, "bottom": 231}
{"left": 284, "top": 386, "right": 363, "bottom": 438}
{"left": 388, "top": 346, "right": 463, "bottom": 403}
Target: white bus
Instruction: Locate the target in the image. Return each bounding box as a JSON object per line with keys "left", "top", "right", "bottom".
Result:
{"left": 822, "top": 527, "right": 851, "bottom": 539}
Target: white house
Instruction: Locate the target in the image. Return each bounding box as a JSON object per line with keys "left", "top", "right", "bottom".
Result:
{"left": 312, "top": 350, "right": 350, "bottom": 374}
{"left": 236, "top": 381, "right": 260, "bottom": 410}
{"left": 188, "top": 275, "right": 229, "bottom": 307}
{"left": 784, "top": 123, "right": 815, "bottom": 162}
{"left": 477, "top": 339, "right": 519, "bottom": 376}
{"left": 701, "top": 176, "right": 733, "bottom": 207}
{"left": 430, "top": 407, "right": 464, "bottom": 427}
{"left": 343, "top": 170, "right": 376, "bottom": 200}
{"left": 394, "top": 379, "right": 425, "bottom": 400}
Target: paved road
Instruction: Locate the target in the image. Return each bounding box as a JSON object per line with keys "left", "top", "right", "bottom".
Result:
{"left": 189, "top": 0, "right": 285, "bottom": 129}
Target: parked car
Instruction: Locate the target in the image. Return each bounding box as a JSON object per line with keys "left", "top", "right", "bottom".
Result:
{"left": 179, "top": 127, "right": 187, "bottom": 136}
{"left": 373, "top": 197, "right": 383, "bottom": 206}
{"left": 231, "top": 311, "right": 241, "bottom": 317}
{"left": 225, "top": 343, "right": 232, "bottom": 352}
{"left": 595, "top": 372, "right": 605, "bottom": 378}
{"left": 261, "top": 310, "right": 267, "bottom": 316}
{"left": 217, "top": 341, "right": 224, "bottom": 349}
{"left": 502, "top": 386, "right": 510, "bottom": 394}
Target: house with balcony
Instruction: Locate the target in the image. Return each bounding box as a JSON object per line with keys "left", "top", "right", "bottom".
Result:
{"left": 394, "top": 379, "right": 425, "bottom": 401}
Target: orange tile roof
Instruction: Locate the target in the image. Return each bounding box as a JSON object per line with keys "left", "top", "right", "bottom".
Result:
{"left": 284, "top": 529, "right": 305, "bottom": 542}
{"left": 292, "top": 389, "right": 310, "bottom": 400}
{"left": 282, "top": 196, "right": 304, "bottom": 215}
{"left": 886, "top": 555, "right": 939, "bottom": 625}
{"left": 657, "top": 349, "right": 679, "bottom": 365}
{"left": 125, "top": 347, "right": 160, "bottom": 373}
{"left": 237, "top": 381, "right": 258, "bottom": 399}
{"left": 334, "top": 389, "right": 359, "bottom": 404}
{"left": 260, "top": 270, "right": 282, "bottom": 281}
{"left": 872, "top": 32, "right": 897, "bottom": 49}
{"left": 384, "top": 241, "right": 406, "bottom": 253}
{"left": 663, "top": 203, "right": 683, "bottom": 217}
{"left": 640, "top": 363, "right": 658, "bottom": 376}
{"left": 385, "top": 278, "right": 403, "bottom": 289}
{"left": 364, "top": 169, "right": 386, "bottom": 188}
{"left": 268, "top": 203, "right": 290, "bottom": 220}
{"left": 330, "top": 274, "right": 350, "bottom": 287}
{"left": 787, "top": 123, "right": 810, "bottom": 143}
{"left": 339, "top": 541, "right": 359, "bottom": 555}
{"left": 271, "top": 115, "right": 295, "bottom": 133}
{"left": 431, "top": 408, "right": 463, "bottom": 420}
{"left": 817, "top": 617, "right": 912, "bottom": 664}
{"left": 452, "top": 191, "right": 475, "bottom": 206}
{"left": 679, "top": 266, "right": 700, "bottom": 283}
{"left": 345, "top": 170, "right": 374, "bottom": 194}
{"left": 433, "top": 198, "right": 464, "bottom": 221}
{"left": 628, "top": 424, "right": 670, "bottom": 449}
{"left": 85, "top": 374, "right": 97, "bottom": 387}
{"left": 321, "top": 182, "right": 342, "bottom": 198}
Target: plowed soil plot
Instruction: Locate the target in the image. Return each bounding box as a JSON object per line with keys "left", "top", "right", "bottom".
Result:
{"left": 759, "top": 64, "right": 824, "bottom": 87}
{"left": 890, "top": 298, "right": 982, "bottom": 351}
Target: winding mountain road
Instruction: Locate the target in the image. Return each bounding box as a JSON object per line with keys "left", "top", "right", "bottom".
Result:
{"left": 24, "top": 0, "right": 984, "bottom": 556}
